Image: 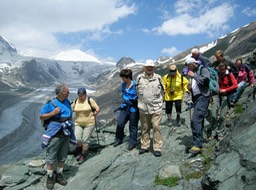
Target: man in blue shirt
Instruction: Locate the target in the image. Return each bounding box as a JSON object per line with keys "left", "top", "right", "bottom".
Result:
{"left": 40, "top": 84, "right": 74, "bottom": 189}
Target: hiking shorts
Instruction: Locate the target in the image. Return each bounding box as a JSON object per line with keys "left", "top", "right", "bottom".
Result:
{"left": 45, "top": 136, "right": 70, "bottom": 164}
{"left": 75, "top": 125, "right": 94, "bottom": 145}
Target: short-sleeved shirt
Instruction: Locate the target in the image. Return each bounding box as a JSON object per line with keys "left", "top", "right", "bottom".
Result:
{"left": 40, "top": 97, "right": 72, "bottom": 120}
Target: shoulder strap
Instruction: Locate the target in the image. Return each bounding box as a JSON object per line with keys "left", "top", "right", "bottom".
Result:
{"left": 136, "top": 76, "right": 141, "bottom": 87}
{"left": 51, "top": 98, "right": 57, "bottom": 108}
{"left": 181, "top": 75, "right": 184, "bottom": 92}
{"left": 88, "top": 97, "right": 95, "bottom": 112}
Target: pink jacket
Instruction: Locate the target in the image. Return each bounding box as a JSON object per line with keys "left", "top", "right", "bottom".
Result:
{"left": 237, "top": 65, "right": 255, "bottom": 85}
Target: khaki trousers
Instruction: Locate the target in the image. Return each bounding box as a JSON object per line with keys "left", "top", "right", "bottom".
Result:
{"left": 140, "top": 112, "right": 163, "bottom": 151}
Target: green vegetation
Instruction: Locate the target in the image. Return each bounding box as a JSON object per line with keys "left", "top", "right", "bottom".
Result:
{"left": 155, "top": 175, "right": 180, "bottom": 187}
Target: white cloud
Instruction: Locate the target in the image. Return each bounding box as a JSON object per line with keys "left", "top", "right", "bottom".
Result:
{"left": 0, "top": 0, "right": 136, "bottom": 57}
{"left": 161, "top": 47, "right": 180, "bottom": 56}
{"left": 242, "top": 7, "right": 256, "bottom": 17}
{"left": 153, "top": 1, "right": 235, "bottom": 37}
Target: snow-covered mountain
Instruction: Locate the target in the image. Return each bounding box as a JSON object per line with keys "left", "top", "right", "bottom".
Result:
{"left": 49, "top": 49, "right": 100, "bottom": 63}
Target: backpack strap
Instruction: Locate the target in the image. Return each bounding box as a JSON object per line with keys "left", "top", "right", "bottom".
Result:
{"left": 51, "top": 98, "right": 57, "bottom": 108}
{"left": 88, "top": 97, "right": 96, "bottom": 112}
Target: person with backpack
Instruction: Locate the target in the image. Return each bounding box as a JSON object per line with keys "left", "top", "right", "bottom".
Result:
{"left": 217, "top": 63, "right": 238, "bottom": 127}
{"left": 211, "top": 50, "right": 239, "bottom": 78}
{"left": 72, "top": 87, "right": 100, "bottom": 164}
{"left": 112, "top": 69, "right": 139, "bottom": 150}
{"left": 136, "top": 59, "right": 164, "bottom": 157}
{"left": 230, "top": 58, "right": 255, "bottom": 106}
{"left": 191, "top": 48, "right": 211, "bottom": 66}
{"left": 185, "top": 57, "right": 211, "bottom": 155}
{"left": 40, "top": 83, "right": 74, "bottom": 189}
{"left": 162, "top": 64, "right": 190, "bottom": 126}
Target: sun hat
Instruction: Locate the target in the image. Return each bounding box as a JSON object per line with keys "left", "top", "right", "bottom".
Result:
{"left": 144, "top": 59, "right": 155, "bottom": 67}
{"left": 185, "top": 57, "right": 199, "bottom": 65}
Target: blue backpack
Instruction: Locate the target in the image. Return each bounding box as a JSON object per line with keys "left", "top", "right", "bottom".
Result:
{"left": 198, "top": 65, "right": 219, "bottom": 95}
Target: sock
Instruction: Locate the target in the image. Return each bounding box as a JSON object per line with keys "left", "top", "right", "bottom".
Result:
{"left": 47, "top": 170, "right": 53, "bottom": 177}
{"left": 57, "top": 167, "right": 63, "bottom": 174}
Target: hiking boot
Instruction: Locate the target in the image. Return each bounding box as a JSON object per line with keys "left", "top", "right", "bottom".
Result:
{"left": 78, "top": 154, "right": 86, "bottom": 165}
{"left": 139, "top": 148, "right": 149, "bottom": 155}
{"left": 46, "top": 175, "right": 55, "bottom": 189}
{"left": 230, "top": 101, "right": 235, "bottom": 108}
{"left": 112, "top": 141, "right": 122, "bottom": 147}
{"left": 56, "top": 173, "right": 67, "bottom": 186}
{"left": 153, "top": 151, "right": 162, "bottom": 157}
{"left": 127, "top": 144, "right": 136, "bottom": 151}
{"left": 189, "top": 146, "right": 202, "bottom": 154}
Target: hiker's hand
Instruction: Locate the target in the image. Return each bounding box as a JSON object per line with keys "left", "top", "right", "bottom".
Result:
{"left": 187, "top": 84, "right": 192, "bottom": 91}
{"left": 53, "top": 107, "right": 61, "bottom": 115}
{"left": 219, "top": 89, "right": 226, "bottom": 94}
{"left": 187, "top": 71, "right": 194, "bottom": 78}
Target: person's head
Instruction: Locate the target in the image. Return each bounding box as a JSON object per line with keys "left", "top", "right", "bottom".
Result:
{"left": 120, "top": 69, "right": 133, "bottom": 80}
{"left": 217, "top": 63, "right": 227, "bottom": 75}
{"left": 215, "top": 50, "right": 224, "bottom": 62}
{"left": 185, "top": 57, "right": 199, "bottom": 71}
{"left": 55, "top": 83, "right": 69, "bottom": 100}
{"left": 169, "top": 64, "right": 177, "bottom": 77}
{"left": 191, "top": 48, "right": 199, "bottom": 59}
{"left": 144, "top": 59, "right": 155, "bottom": 75}
{"left": 235, "top": 58, "right": 243, "bottom": 68}
{"left": 77, "top": 87, "right": 87, "bottom": 99}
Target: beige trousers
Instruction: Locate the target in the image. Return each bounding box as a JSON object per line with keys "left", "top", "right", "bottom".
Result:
{"left": 140, "top": 112, "right": 163, "bottom": 151}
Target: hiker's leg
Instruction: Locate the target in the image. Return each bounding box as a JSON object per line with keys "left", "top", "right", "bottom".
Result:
{"left": 115, "top": 110, "right": 129, "bottom": 143}
{"left": 165, "top": 101, "right": 173, "bottom": 121}
{"left": 140, "top": 112, "right": 151, "bottom": 150}
{"left": 232, "top": 81, "right": 247, "bottom": 103}
{"left": 151, "top": 112, "right": 163, "bottom": 152}
{"left": 191, "top": 95, "right": 209, "bottom": 148}
{"left": 175, "top": 100, "right": 182, "bottom": 125}
{"left": 128, "top": 110, "right": 139, "bottom": 147}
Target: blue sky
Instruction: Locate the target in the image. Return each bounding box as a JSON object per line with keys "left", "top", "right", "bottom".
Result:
{"left": 0, "top": 0, "right": 255, "bottom": 62}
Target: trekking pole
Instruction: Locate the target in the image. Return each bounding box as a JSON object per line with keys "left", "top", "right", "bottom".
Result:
{"left": 95, "top": 117, "right": 100, "bottom": 145}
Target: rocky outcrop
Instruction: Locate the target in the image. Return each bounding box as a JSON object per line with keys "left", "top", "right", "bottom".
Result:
{"left": 1, "top": 87, "right": 255, "bottom": 190}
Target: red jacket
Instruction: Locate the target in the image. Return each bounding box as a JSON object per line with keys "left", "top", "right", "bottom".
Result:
{"left": 218, "top": 70, "right": 238, "bottom": 94}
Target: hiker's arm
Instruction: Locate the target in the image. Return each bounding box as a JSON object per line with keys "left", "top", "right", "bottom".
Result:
{"left": 191, "top": 67, "right": 210, "bottom": 86}
{"left": 40, "top": 107, "right": 60, "bottom": 120}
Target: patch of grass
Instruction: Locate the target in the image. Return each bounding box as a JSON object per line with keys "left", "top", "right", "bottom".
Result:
{"left": 233, "top": 103, "right": 244, "bottom": 114}
{"left": 155, "top": 175, "right": 180, "bottom": 187}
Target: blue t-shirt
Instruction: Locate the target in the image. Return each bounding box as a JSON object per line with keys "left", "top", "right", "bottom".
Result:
{"left": 40, "top": 97, "right": 72, "bottom": 119}
{"left": 121, "top": 80, "right": 138, "bottom": 112}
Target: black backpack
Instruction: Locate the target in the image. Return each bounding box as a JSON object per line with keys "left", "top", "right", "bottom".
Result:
{"left": 73, "top": 97, "right": 96, "bottom": 112}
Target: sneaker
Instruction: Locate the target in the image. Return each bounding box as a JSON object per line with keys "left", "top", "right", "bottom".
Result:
{"left": 139, "top": 148, "right": 149, "bottom": 155}
{"left": 78, "top": 154, "right": 86, "bottom": 165}
{"left": 153, "top": 151, "right": 162, "bottom": 157}
{"left": 56, "top": 173, "right": 67, "bottom": 186}
{"left": 46, "top": 175, "right": 55, "bottom": 189}
{"left": 230, "top": 101, "right": 235, "bottom": 108}
{"left": 189, "top": 146, "right": 202, "bottom": 154}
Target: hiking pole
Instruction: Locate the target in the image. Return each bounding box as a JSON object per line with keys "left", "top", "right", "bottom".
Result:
{"left": 95, "top": 117, "right": 100, "bottom": 145}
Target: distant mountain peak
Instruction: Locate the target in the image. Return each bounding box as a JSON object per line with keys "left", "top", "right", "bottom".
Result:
{"left": 49, "top": 49, "right": 100, "bottom": 62}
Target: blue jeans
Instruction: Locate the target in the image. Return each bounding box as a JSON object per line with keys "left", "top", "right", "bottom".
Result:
{"left": 191, "top": 95, "right": 210, "bottom": 148}
{"left": 232, "top": 81, "right": 248, "bottom": 103}
{"left": 115, "top": 109, "right": 139, "bottom": 146}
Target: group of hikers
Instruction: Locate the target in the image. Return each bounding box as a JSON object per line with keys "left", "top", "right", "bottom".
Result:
{"left": 39, "top": 48, "right": 254, "bottom": 189}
